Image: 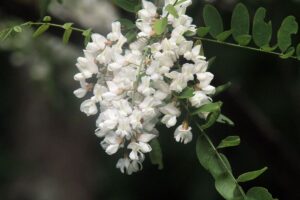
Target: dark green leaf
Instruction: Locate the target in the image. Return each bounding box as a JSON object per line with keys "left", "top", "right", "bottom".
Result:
{"left": 236, "top": 34, "right": 252, "bottom": 46}
{"left": 216, "top": 114, "right": 235, "bottom": 126}
{"left": 112, "top": 0, "right": 141, "bottom": 13}
{"left": 197, "top": 27, "right": 210, "bottom": 37}
{"left": 201, "top": 111, "right": 221, "bottom": 130}
{"left": 246, "top": 187, "right": 276, "bottom": 200}
{"left": 177, "top": 87, "right": 194, "bottom": 99}
{"left": 33, "top": 24, "right": 50, "bottom": 38}
{"left": 253, "top": 8, "right": 272, "bottom": 48}
{"left": 217, "top": 136, "right": 241, "bottom": 149}
{"left": 117, "top": 18, "right": 136, "bottom": 30}
{"left": 237, "top": 167, "right": 268, "bottom": 183}
{"left": 82, "top": 29, "right": 92, "bottom": 46}
{"left": 153, "top": 17, "right": 168, "bottom": 35}
{"left": 277, "top": 16, "right": 298, "bottom": 53}
{"left": 231, "top": 3, "right": 250, "bottom": 43}
{"left": 214, "top": 82, "right": 232, "bottom": 96}
{"left": 192, "top": 101, "right": 222, "bottom": 115}
{"left": 280, "top": 47, "right": 295, "bottom": 59}
{"left": 125, "top": 29, "right": 138, "bottom": 43}
{"left": 165, "top": 4, "right": 179, "bottom": 18}
{"left": 13, "top": 26, "right": 22, "bottom": 33}
{"left": 216, "top": 30, "right": 232, "bottom": 42}
{"left": 203, "top": 4, "right": 224, "bottom": 38}
{"left": 149, "top": 139, "right": 163, "bottom": 170}
{"left": 196, "top": 135, "right": 245, "bottom": 199}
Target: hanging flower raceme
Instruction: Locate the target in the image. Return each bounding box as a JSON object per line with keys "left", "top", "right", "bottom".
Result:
{"left": 73, "top": 0, "right": 215, "bottom": 174}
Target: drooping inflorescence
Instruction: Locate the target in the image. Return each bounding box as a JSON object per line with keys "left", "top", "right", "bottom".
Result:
{"left": 73, "top": 0, "right": 215, "bottom": 174}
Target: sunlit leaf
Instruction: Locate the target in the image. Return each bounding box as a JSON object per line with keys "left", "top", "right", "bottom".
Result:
{"left": 197, "top": 27, "right": 210, "bottom": 37}
{"left": 217, "top": 136, "right": 240, "bottom": 149}
{"left": 277, "top": 16, "right": 298, "bottom": 53}
{"left": 253, "top": 8, "right": 272, "bottom": 48}
{"left": 280, "top": 47, "right": 295, "bottom": 59}
{"left": 33, "top": 24, "right": 50, "bottom": 38}
{"left": 203, "top": 4, "right": 224, "bottom": 38}
{"left": 236, "top": 34, "right": 252, "bottom": 46}
{"left": 216, "top": 30, "right": 232, "bottom": 42}
{"left": 165, "top": 4, "right": 179, "bottom": 18}
{"left": 82, "top": 28, "right": 92, "bottom": 46}
{"left": 231, "top": 3, "right": 250, "bottom": 43}
{"left": 237, "top": 167, "right": 268, "bottom": 183}
{"left": 13, "top": 26, "right": 22, "bottom": 33}
{"left": 177, "top": 87, "right": 194, "bottom": 99}
{"left": 149, "top": 139, "right": 163, "bottom": 170}
{"left": 153, "top": 17, "right": 168, "bottom": 35}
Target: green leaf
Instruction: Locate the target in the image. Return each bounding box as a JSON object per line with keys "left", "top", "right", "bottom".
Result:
{"left": 237, "top": 167, "right": 268, "bottom": 183}
{"left": 231, "top": 3, "right": 250, "bottom": 43}
{"left": 125, "top": 29, "right": 138, "bottom": 43}
{"left": 217, "top": 136, "right": 241, "bottom": 149}
{"left": 62, "top": 22, "right": 73, "bottom": 30}
{"left": 296, "top": 43, "right": 300, "bottom": 60}
{"left": 280, "top": 47, "right": 295, "bottom": 59}
{"left": 63, "top": 28, "right": 72, "bottom": 44}
{"left": 201, "top": 111, "right": 221, "bottom": 130}
{"left": 33, "top": 24, "right": 50, "bottom": 38}
{"left": 277, "top": 16, "right": 298, "bottom": 53}
{"left": 261, "top": 44, "right": 278, "bottom": 52}
{"left": 246, "top": 187, "right": 276, "bottom": 200}
{"left": 196, "top": 135, "right": 244, "bottom": 200}
{"left": 197, "top": 27, "right": 210, "bottom": 37}
{"left": 153, "top": 17, "right": 168, "bottom": 35}
{"left": 82, "top": 29, "right": 92, "bottom": 46}
{"left": 117, "top": 18, "right": 136, "bottom": 30}
{"left": 203, "top": 4, "right": 224, "bottom": 38}
{"left": 253, "top": 7, "right": 272, "bottom": 48}
{"left": 177, "top": 87, "right": 194, "bottom": 99}
{"left": 207, "top": 56, "right": 216, "bottom": 69}
{"left": 0, "top": 29, "right": 13, "bottom": 41}
{"left": 62, "top": 23, "right": 73, "bottom": 44}
{"left": 214, "top": 82, "right": 232, "bottom": 96}
{"left": 165, "top": 4, "right": 179, "bottom": 18}
{"left": 217, "top": 114, "right": 235, "bottom": 126}
{"left": 13, "top": 26, "right": 22, "bottom": 33}
{"left": 192, "top": 101, "right": 222, "bottom": 115}
{"left": 175, "top": 0, "right": 188, "bottom": 6}
{"left": 39, "top": 0, "right": 52, "bottom": 17}
{"left": 43, "top": 16, "right": 52, "bottom": 22}
{"left": 236, "top": 34, "right": 252, "bottom": 46}
{"left": 216, "top": 30, "right": 232, "bottom": 42}
{"left": 112, "top": 0, "right": 141, "bottom": 13}
{"left": 149, "top": 139, "right": 163, "bottom": 170}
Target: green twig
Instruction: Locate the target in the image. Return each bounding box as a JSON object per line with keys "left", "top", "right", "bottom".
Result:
{"left": 194, "top": 36, "right": 298, "bottom": 60}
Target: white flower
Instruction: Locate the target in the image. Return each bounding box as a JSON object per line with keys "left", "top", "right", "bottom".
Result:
{"left": 189, "top": 91, "right": 211, "bottom": 108}
{"left": 174, "top": 124, "right": 193, "bottom": 144}
{"left": 116, "top": 157, "right": 142, "bottom": 175}
{"left": 184, "top": 45, "right": 206, "bottom": 62}
{"left": 196, "top": 72, "right": 215, "bottom": 95}
{"left": 160, "top": 103, "right": 180, "bottom": 128}
{"left": 80, "top": 99, "right": 98, "bottom": 116}
{"left": 101, "top": 133, "right": 123, "bottom": 155}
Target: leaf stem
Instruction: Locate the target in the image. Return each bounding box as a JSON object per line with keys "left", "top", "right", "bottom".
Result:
{"left": 194, "top": 36, "right": 299, "bottom": 60}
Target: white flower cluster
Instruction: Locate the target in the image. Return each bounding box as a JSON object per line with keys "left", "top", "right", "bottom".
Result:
{"left": 73, "top": 0, "right": 215, "bottom": 174}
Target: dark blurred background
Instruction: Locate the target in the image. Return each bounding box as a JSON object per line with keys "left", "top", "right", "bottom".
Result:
{"left": 0, "top": 0, "right": 299, "bottom": 199}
